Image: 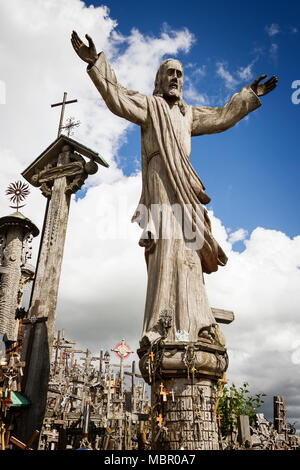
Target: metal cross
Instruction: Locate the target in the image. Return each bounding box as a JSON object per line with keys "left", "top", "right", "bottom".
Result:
{"left": 61, "top": 116, "right": 81, "bottom": 137}
{"left": 51, "top": 92, "right": 78, "bottom": 137}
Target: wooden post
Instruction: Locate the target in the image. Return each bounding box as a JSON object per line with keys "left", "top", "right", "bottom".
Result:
{"left": 274, "top": 396, "right": 287, "bottom": 434}
{"left": 237, "top": 415, "right": 251, "bottom": 448}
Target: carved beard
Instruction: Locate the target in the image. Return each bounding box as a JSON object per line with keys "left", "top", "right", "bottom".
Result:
{"left": 153, "top": 63, "right": 186, "bottom": 115}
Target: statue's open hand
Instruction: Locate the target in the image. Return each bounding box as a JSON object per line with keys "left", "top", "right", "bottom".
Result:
{"left": 250, "top": 74, "right": 278, "bottom": 97}
{"left": 71, "top": 30, "right": 98, "bottom": 66}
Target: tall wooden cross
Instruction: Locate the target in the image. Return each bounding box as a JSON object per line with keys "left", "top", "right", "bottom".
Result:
{"left": 52, "top": 329, "right": 72, "bottom": 375}
{"left": 124, "top": 360, "right": 143, "bottom": 412}
{"left": 51, "top": 92, "right": 78, "bottom": 137}
{"left": 111, "top": 339, "right": 134, "bottom": 397}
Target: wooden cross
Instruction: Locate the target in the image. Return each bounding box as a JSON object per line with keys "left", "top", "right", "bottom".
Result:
{"left": 213, "top": 372, "right": 227, "bottom": 416}
{"left": 216, "top": 413, "right": 222, "bottom": 428}
{"left": 51, "top": 92, "right": 78, "bottom": 137}
{"left": 22, "top": 300, "right": 48, "bottom": 390}
{"left": 52, "top": 330, "right": 72, "bottom": 375}
{"left": 10, "top": 430, "right": 39, "bottom": 450}
{"left": 70, "top": 345, "right": 83, "bottom": 368}
{"left": 124, "top": 360, "right": 143, "bottom": 412}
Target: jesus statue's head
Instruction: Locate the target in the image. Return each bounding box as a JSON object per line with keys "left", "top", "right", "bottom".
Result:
{"left": 153, "top": 58, "right": 186, "bottom": 115}
{"left": 153, "top": 59, "right": 184, "bottom": 100}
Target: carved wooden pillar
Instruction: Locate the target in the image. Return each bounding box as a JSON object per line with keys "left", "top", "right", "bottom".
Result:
{"left": 139, "top": 338, "right": 228, "bottom": 450}
{"left": 30, "top": 145, "right": 77, "bottom": 353}
{"left": 0, "top": 213, "right": 39, "bottom": 340}
{"left": 15, "top": 135, "right": 108, "bottom": 446}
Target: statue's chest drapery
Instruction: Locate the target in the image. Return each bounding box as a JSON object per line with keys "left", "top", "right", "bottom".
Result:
{"left": 142, "top": 103, "right": 193, "bottom": 160}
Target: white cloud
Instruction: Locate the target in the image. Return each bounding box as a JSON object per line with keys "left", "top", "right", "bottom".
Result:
{"left": 216, "top": 62, "right": 239, "bottom": 89}
{"left": 237, "top": 63, "right": 254, "bottom": 81}
{"left": 270, "top": 43, "right": 279, "bottom": 61}
{"left": 228, "top": 228, "right": 248, "bottom": 244}
{"left": 183, "top": 80, "right": 209, "bottom": 106}
{"left": 205, "top": 218, "right": 300, "bottom": 425}
{"left": 217, "top": 59, "right": 257, "bottom": 91}
{"left": 265, "top": 23, "right": 280, "bottom": 37}
{"left": 192, "top": 65, "right": 207, "bottom": 78}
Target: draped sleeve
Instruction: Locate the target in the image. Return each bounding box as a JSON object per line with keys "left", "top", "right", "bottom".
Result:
{"left": 87, "top": 51, "right": 148, "bottom": 127}
{"left": 191, "top": 85, "right": 261, "bottom": 136}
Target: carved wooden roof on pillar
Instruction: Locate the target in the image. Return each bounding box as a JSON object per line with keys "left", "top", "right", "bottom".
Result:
{"left": 22, "top": 134, "right": 109, "bottom": 186}
{"left": 0, "top": 211, "right": 39, "bottom": 237}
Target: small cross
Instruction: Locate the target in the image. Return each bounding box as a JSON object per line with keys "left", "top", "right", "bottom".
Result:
{"left": 51, "top": 92, "right": 78, "bottom": 137}
{"left": 156, "top": 413, "right": 163, "bottom": 426}
{"left": 213, "top": 372, "right": 227, "bottom": 416}
{"left": 149, "top": 351, "right": 155, "bottom": 362}
{"left": 61, "top": 117, "right": 81, "bottom": 137}
{"left": 159, "top": 383, "right": 169, "bottom": 402}
{"left": 217, "top": 413, "right": 222, "bottom": 429}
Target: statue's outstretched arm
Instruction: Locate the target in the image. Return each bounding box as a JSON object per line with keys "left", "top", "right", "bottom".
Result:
{"left": 191, "top": 74, "right": 278, "bottom": 137}
{"left": 71, "top": 30, "right": 148, "bottom": 127}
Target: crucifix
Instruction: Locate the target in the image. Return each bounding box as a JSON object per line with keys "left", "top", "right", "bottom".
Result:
{"left": 51, "top": 92, "right": 78, "bottom": 137}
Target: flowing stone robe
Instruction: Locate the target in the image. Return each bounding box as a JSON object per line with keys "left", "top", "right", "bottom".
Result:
{"left": 88, "top": 52, "right": 261, "bottom": 346}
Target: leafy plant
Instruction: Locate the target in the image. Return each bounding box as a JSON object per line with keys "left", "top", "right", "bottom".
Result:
{"left": 216, "top": 382, "right": 266, "bottom": 437}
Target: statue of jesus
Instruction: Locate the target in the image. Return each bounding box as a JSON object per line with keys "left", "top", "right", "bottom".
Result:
{"left": 71, "top": 31, "right": 277, "bottom": 349}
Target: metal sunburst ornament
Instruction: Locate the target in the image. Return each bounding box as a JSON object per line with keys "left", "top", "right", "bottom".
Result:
{"left": 5, "top": 180, "right": 30, "bottom": 211}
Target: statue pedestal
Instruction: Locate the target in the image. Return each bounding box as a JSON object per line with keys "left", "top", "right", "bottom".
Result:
{"left": 138, "top": 341, "right": 228, "bottom": 450}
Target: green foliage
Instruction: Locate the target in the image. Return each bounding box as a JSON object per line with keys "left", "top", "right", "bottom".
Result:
{"left": 217, "top": 382, "right": 266, "bottom": 437}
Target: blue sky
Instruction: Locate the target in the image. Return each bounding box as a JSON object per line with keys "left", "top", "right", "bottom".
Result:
{"left": 84, "top": 0, "right": 300, "bottom": 243}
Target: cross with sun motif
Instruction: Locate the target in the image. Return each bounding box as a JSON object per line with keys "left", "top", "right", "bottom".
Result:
{"left": 5, "top": 180, "right": 30, "bottom": 211}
